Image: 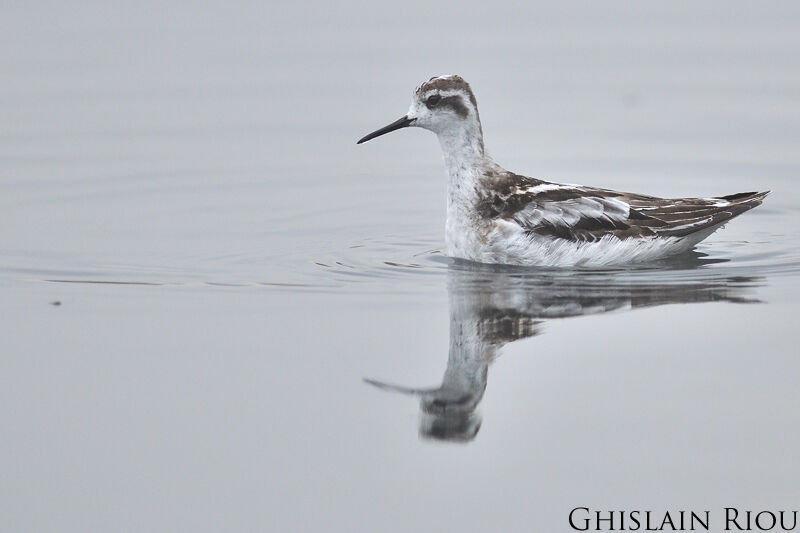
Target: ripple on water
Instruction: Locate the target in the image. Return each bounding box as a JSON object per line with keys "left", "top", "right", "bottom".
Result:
{"left": 4, "top": 210, "right": 799, "bottom": 295}
{"left": 306, "top": 222, "right": 800, "bottom": 296}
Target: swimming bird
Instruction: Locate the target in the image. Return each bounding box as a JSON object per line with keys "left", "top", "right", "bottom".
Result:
{"left": 357, "top": 75, "right": 768, "bottom": 267}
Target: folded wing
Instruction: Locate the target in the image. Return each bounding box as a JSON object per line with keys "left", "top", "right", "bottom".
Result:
{"left": 481, "top": 177, "right": 768, "bottom": 242}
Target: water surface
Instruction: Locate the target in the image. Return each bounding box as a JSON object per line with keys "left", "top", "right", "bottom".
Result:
{"left": 2, "top": 2, "right": 800, "bottom": 532}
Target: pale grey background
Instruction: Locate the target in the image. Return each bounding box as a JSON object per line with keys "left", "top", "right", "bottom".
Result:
{"left": 1, "top": 2, "right": 799, "bottom": 532}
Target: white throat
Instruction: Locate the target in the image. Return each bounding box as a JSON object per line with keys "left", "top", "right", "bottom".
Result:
{"left": 435, "top": 122, "right": 494, "bottom": 259}
{"left": 436, "top": 120, "right": 485, "bottom": 171}
{"left": 435, "top": 123, "right": 489, "bottom": 201}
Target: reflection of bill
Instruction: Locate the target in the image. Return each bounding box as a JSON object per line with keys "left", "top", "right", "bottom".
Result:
{"left": 365, "top": 256, "right": 762, "bottom": 443}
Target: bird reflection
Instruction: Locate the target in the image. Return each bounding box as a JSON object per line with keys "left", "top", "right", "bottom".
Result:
{"left": 365, "top": 252, "right": 762, "bottom": 443}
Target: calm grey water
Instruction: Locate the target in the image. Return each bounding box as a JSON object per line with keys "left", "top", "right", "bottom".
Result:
{"left": 2, "top": 2, "right": 799, "bottom": 532}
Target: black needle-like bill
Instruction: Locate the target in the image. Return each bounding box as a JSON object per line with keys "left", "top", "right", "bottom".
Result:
{"left": 357, "top": 115, "right": 415, "bottom": 144}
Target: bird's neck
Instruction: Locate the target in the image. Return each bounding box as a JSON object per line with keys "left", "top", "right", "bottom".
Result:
{"left": 437, "top": 123, "right": 485, "bottom": 170}
{"left": 437, "top": 127, "right": 491, "bottom": 207}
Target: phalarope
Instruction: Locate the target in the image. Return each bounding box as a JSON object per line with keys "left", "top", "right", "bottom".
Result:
{"left": 357, "top": 75, "right": 768, "bottom": 267}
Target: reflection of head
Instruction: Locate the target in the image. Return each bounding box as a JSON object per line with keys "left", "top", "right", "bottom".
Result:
{"left": 421, "top": 391, "right": 481, "bottom": 415}
{"left": 364, "top": 378, "right": 487, "bottom": 441}
{"left": 418, "top": 389, "right": 485, "bottom": 442}
{"left": 420, "top": 412, "right": 482, "bottom": 443}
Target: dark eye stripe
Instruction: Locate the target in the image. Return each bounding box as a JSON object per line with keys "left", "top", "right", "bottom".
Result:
{"left": 438, "top": 96, "right": 469, "bottom": 118}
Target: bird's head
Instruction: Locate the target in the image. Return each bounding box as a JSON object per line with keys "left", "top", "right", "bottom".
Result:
{"left": 357, "top": 75, "right": 483, "bottom": 150}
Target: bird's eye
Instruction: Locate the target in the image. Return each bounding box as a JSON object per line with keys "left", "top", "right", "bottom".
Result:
{"left": 426, "top": 94, "right": 441, "bottom": 108}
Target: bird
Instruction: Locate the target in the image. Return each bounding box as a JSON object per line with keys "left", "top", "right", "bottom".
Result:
{"left": 357, "top": 75, "right": 768, "bottom": 267}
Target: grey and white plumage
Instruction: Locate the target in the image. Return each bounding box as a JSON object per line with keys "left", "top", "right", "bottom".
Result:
{"left": 358, "top": 75, "right": 768, "bottom": 267}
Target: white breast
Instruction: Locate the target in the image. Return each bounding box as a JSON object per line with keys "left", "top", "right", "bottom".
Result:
{"left": 464, "top": 219, "right": 718, "bottom": 267}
